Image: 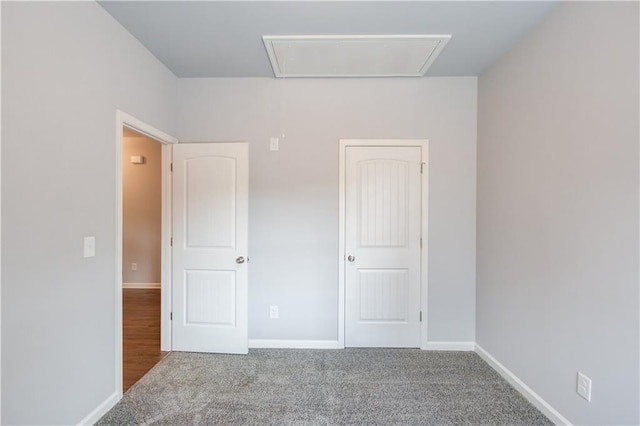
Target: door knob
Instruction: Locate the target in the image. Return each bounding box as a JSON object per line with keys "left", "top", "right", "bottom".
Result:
{"left": 235, "top": 256, "right": 245, "bottom": 264}
{"left": 347, "top": 255, "right": 356, "bottom": 262}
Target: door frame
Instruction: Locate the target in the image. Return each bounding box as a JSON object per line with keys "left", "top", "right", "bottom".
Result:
{"left": 115, "top": 110, "right": 178, "bottom": 396}
{"left": 338, "top": 139, "right": 429, "bottom": 349}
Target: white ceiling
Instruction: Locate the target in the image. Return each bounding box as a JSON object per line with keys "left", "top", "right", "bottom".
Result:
{"left": 99, "top": 1, "right": 558, "bottom": 78}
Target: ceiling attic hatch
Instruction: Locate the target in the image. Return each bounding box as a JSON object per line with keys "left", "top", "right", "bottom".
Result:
{"left": 262, "top": 35, "right": 451, "bottom": 78}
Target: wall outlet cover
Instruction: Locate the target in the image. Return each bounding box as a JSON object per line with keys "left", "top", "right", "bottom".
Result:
{"left": 577, "top": 372, "right": 592, "bottom": 402}
{"left": 269, "top": 305, "right": 279, "bottom": 319}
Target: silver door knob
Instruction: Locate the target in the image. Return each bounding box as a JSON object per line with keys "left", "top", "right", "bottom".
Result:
{"left": 236, "top": 256, "right": 245, "bottom": 264}
{"left": 347, "top": 255, "right": 356, "bottom": 262}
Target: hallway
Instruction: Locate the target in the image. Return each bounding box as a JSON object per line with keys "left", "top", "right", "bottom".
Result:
{"left": 123, "top": 288, "right": 168, "bottom": 392}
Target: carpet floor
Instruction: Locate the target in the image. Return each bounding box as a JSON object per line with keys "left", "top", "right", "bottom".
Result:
{"left": 97, "top": 349, "right": 552, "bottom": 425}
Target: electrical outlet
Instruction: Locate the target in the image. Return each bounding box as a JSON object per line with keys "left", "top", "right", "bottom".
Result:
{"left": 577, "top": 372, "right": 592, "bottom": 402}
{"left": 269, "top": 305, "right": 279, "bottom": 319}
{"left": 131, "top": 263, "right": 138, "bottom": 271}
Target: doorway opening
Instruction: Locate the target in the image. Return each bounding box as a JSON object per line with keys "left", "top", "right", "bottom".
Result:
{"left": 121, "top": 127, "right": 166, "bottom": 391}
{"left": 115, "top": 110, "right": 177, "bottom": 396}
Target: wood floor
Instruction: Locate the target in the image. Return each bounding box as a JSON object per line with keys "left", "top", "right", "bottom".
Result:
{"left": 123, "top": 288, "right": 169, "bottom": 393}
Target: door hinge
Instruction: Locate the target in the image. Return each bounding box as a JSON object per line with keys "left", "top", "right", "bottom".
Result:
{"left": 170, "top": 312, "right": 173, "bottom": 321}
{"left": 170, "top": 237, "right": 173, "bottom": 246}
{"left": 420, "top": 311, "right": 422, "bottom": 322}
{"left": 420, "top": 237, "right": 423, "bottom": 248}
{"left": 170, "top": 162, "right": 173, "bottom": 172}
{"left": 420, "top": 162, "right": 425, "bottom": 174}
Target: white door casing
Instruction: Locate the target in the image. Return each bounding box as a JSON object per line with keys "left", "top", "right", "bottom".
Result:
{"left": 172, "top": 142, "right": 249, "bottom": 354}
{"left": 341, "top": 141, "right": 427, "bottom": 348}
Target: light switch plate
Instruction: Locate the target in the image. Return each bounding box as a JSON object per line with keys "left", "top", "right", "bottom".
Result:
{"left": 83, "top": 236, "right": 95, "bottom": 258}
{"left": 270, "top": 137, "right": 279, "bottom": 151}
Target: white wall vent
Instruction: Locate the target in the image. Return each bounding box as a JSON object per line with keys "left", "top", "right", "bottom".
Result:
{"left": 262, "top": 35, "right": 451, "bottom": 78}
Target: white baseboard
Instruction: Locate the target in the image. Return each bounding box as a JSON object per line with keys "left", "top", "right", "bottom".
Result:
{"left": 422, "top": 341, "right": 475, "bottom": 351}
{"left": 123, "top": 282, "right": 160, "bottom": 289}
{"left": 248, "top": 339, "right": 341, "bottom": 349}
{"left": 77, "top": 391, "right": 120, "bottom": 426}
{"left": 475, "top": 344, "right": 571, "bottom": 426}
{"left": 249, "top": 340, "right": 474, "bottom": 351}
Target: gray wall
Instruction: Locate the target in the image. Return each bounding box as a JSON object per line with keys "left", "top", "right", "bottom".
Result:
{"left": 1, "top": 2, "right": 176, "bottom": 424}
{"left": 477, "top": 2, "right": 639, "bottom": 425}
{"left": 177, "top": 78, "right": 477, "bottom": 343}
{"left": 123, "top": 136, "right": 162, "bottom": 284}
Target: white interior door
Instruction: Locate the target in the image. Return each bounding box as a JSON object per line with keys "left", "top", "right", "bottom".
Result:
{"left": 172, "top": 142, "right": 248, "bottom": 354}
{"left": 345, "top": 146, "right": 422, "bottom": 347}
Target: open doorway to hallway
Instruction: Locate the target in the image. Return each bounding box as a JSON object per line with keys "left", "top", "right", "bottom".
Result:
{"left": 121, "top": 127, "right": 169, "bottom": 392}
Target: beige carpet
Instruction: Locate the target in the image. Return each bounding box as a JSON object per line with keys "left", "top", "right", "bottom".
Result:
{"left": 98, "top": 349, "right": 552, "bottom": 425}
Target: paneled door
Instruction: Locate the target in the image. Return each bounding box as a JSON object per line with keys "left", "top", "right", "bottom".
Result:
{"left": 345, "top": 146, "right": 422, "bottom": 347}
{"left": 172, "top": 143, "right": 248, "bottom": 354}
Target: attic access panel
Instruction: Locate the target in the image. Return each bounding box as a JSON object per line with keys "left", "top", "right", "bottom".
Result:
{"left": 262, "top": 35, "right": 451, "bottom": 78}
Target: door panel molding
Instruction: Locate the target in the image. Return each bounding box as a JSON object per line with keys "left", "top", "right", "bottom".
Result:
{"left": 338, "top": 139, "right": 429, "bottom": 348}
